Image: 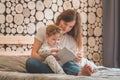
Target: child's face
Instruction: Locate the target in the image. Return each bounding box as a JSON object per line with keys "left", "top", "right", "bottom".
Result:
{"left": 46, "top": 33, "right": 60, "bottom": 47}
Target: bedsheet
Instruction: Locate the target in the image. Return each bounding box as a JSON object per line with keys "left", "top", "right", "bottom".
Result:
{"left": 0, "top": 56, "right": 120, "bottom": 80}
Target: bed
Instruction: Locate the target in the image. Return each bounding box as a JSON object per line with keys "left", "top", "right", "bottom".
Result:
{"left": 0, "top": 36, "right": 120, "bottom": 80}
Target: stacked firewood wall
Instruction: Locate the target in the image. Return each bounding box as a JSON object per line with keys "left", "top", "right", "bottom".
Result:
{"left": 0, "top": 0, "right": 103, "bottom": 66}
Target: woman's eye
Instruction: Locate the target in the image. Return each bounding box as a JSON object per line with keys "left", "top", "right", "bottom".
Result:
{"left": 69, "top": 26, "right": 73, "bottom": 28}
{"left": 64, "top": 22, "right": 68, "bottom": 26}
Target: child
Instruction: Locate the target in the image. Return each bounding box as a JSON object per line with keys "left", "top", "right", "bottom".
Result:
{"left": 38, "top": 24, "right": 65, "bottom": 74}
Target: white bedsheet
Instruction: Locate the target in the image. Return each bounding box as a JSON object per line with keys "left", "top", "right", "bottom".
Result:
{"left": 0, "top": 56, "right": 120, "bottom": 80}
{"left": 0, "top": 67, "right": 120, "bottom": 80}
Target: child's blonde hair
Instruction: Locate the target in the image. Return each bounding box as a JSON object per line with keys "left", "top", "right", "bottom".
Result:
{"left": 46, "top": 24, "right": 61, "bottom": 37}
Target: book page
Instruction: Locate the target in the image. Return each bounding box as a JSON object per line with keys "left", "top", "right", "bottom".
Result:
{"left": 57, "top": 47, "right": 76, "bottom": 64}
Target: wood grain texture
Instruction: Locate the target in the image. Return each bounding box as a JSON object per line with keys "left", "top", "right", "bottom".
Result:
{"left": 0, "top": 36, "right": 34, "bottom": 44}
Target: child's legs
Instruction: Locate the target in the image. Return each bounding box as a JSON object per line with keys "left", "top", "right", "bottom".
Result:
{"left": 45, "top": 55, "right": 65, "bottom": 74}
{"left": 62, "top": 61, "right": 81, "bottom": 76}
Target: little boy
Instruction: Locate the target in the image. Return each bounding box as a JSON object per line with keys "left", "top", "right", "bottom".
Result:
{"left": 38, "top": 24, "right": 65, "bottom": 74}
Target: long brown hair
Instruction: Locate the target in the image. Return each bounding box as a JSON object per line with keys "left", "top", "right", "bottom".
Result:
{"left": 56, "top": 9, "right": 82, "bottom": 50}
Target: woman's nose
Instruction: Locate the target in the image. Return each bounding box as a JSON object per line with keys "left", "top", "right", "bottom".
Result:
{"left": 64, "top": 26, "right": 69, "bottom": 32}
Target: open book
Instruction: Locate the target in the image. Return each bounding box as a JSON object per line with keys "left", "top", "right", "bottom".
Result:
{"left": 57, "top": 47, "right": 76, "bottom": 64}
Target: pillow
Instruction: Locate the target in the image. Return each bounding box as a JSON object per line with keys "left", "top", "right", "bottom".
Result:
{"left": 0, "top": 56, "right": 30, "bottom": 72}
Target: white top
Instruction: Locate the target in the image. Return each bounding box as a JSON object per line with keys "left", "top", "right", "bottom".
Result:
{"left": 35, "top": 26, "right": 77, "bottom": 52}
{"left": 38, "top": 40, "right": 59, "bottom": 58}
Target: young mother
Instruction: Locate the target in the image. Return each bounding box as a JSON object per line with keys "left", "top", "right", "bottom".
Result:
{"left": 26, "top": 9, "right": 93, "bottom": 76}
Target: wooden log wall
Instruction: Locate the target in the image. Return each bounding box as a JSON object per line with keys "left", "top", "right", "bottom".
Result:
{"left": 0, "top": 0, "right": 103, "bottom": 66}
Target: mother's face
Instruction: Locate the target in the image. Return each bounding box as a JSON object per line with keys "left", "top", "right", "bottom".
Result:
{"left": 59, "top": 20, "right": 76, "bottom": 34}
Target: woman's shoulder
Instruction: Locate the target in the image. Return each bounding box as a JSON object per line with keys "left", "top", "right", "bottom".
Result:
{"left": 35, "top": 26, "right": 47, "bottom": 42}
{"left": 37, "top": 26, "right": 46, "bottom": 32}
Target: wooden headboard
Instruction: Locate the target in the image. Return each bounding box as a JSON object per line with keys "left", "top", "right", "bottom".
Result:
{"left": 0, "top": 36, "right": 34, "bottom": 56}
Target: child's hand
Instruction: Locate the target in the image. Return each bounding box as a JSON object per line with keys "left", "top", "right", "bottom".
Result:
{"left": 51, "top": 53, "right": 60, "bottom": 61}
{"left": 51, "top": 48, "right": 61, "bottom": 52}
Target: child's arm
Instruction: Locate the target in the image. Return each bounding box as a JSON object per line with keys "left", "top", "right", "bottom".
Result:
{"left": 38, "top": 48, "right": 61, "bottom": 58}
{"left": 38, "top": 48, "right": 52, "bottom": 58}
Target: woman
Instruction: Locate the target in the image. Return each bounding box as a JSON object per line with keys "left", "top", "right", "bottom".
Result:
{"left": 26, "top": 9, "right": 94, "bottom": 76}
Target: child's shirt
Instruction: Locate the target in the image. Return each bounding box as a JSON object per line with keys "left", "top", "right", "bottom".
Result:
{"left": 38, "top": 40, "right": 55, "bottom": 58}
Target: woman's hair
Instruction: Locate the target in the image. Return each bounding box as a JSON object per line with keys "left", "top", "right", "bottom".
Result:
{"left": 46, "top": 24, "right": 61, "bottom": 37}
{"left": 56, "top": 9, "right": 82, "bottom": 50}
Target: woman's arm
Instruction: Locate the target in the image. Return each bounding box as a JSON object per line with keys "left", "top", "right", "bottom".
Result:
{"left": 31, "top": 38, "right": 44, "bottom": 61}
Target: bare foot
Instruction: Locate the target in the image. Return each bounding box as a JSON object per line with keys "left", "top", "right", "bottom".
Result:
{"left": 77, "top": 64, "right": 94, "bottom": 76}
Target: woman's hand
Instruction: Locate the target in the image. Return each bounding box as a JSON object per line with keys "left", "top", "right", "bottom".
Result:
{"left": 73, "top": 49, "right": 84, "bottom": 62}
{"left": 73, "top": 53, "right": 83, "bottom": 62}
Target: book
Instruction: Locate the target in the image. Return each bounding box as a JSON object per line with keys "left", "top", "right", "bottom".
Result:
{"left": 57, "top": 47, "right": 76, "bottom": 64}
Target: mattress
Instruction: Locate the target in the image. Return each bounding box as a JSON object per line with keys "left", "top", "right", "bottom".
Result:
{"left": 0, "top": 56, "right": 120, "bottom": 80}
